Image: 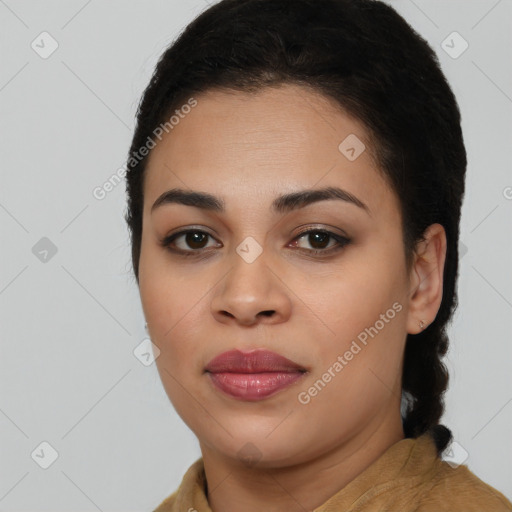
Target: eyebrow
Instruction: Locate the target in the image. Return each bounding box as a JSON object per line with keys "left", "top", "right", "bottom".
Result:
{"left": 151, "top": 186, "right": 371, "bottom": 216}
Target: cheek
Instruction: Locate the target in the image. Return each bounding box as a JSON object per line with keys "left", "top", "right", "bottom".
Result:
{"left": 297, "top": 288, "right": 406, "bottom": 422}
{"left": 139, "top": 248, "right": 211, "bottom": 376}
{"left": 301, "top": 245, "right": 407, "bottom": 383}
{"left": 308, "top": 262, "right": 402, "bottom": 337}
{"left": 139, "top": 243, "right": 195, "bottom": 331}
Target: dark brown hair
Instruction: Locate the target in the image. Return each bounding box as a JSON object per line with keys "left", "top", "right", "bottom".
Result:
{"left": 125, "top": 0, "right": 466, "bottom": 453}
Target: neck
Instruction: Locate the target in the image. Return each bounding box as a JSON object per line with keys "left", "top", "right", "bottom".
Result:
{"left": 200, "top": 414, "right": 405, "bottom": 512}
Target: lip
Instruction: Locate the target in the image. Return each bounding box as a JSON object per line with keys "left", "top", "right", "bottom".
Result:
{"left": 205, "top": 349, "right": 306, "bottom": 373}
{"left": 205, "top": 349, "right": 307, "bottom": 401}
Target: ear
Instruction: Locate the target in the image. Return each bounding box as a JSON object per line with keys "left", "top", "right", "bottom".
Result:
{"left": 406, "top": 223, "right": 447, "bottom": 335}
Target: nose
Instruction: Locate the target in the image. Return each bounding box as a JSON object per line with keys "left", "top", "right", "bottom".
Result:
{"left": 210, "top": 247, "right": 292, "bottom": 327}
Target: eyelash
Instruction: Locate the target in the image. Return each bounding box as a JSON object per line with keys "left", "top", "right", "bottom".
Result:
{"left": 160, "top": 227, "right": 351, "bottom": 258}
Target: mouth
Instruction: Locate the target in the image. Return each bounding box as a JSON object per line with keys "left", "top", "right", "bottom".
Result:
{"left": 204, "top": 349, "right": 307, "bottom": 401}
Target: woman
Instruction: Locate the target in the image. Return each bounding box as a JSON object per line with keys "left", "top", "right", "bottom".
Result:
{"left": 125, "top": 0, "right": 512, "bottom": 510}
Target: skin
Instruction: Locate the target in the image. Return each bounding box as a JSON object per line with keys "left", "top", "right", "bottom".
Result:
{"left": 138, "top": 83, "right": 446, "bottom": 512}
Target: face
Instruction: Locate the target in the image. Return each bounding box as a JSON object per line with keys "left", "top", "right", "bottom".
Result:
{"left": 138, "top": 84, "right": 416, "bottom": 468}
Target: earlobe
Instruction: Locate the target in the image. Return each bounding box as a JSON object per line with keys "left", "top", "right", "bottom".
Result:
{"left": 406, "top": 223, "right": 447, "bottom": 335}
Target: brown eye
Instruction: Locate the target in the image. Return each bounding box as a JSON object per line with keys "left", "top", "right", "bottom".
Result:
{"left": 182, "top": 232, "right": 209, "bottom": 250}
{"left": 303, "top": 232, "right": 331, "bottom": 250}
{"left": 161, "top": 230, "right": 220, "bottom": 256}
{"left": 291, "top": 229, "right": 350, "bottom": 255}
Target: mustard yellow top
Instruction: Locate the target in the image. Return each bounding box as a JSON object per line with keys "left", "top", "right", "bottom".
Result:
{"left": 153, "top": 433, "right": 512, "bottom": 511}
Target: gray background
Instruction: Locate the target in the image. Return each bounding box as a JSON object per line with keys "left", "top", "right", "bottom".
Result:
{"left": 0, "top": 0, "right": 511, "bottom": 510}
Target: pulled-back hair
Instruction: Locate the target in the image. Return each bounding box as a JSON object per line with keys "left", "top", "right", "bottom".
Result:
{"left": 125, "top": 0, "right": 466, "bottom": 453}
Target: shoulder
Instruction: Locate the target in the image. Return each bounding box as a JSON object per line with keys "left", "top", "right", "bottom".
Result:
{"left": 415, "top": 461, "right": 512, "bottom": 512}
{"left": 152, "top": 490, "right": 178, "bottom": 512}
{"left": 152, "top": 457, "right": 206, "bottom": 512}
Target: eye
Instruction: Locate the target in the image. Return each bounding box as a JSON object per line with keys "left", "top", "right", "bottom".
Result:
{"left": 160, "top": 229, "right": 220, "bottom": 256}
{"left": 289, "top": 229, "right": 350, "bottom": 255}
{"left": 160, "top": 227, "right": 351, "bottom": 258}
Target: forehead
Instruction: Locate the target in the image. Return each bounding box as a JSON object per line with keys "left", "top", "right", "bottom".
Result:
{"left": 143, "top": 84, "right": 397, "bottom": 219}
